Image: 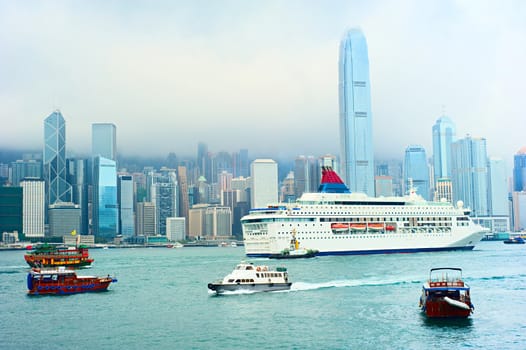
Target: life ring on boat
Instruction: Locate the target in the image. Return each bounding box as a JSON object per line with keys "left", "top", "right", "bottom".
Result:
{"left": 256, "top": 266, "right": 261, "bottom": 271}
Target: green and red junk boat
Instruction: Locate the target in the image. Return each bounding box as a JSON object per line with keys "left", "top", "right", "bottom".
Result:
{"left": 420, "top": 267, "right": 474, "bottom": 318}
{"left": 24, "top": 244, "right": 94, "bottom": 268}
{"left": 27, "top": 267, "right": 117, "bottom": 295}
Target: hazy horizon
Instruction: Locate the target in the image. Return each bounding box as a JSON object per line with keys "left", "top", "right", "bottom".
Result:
{"left": 1, "top": 1, "right": 525, "bottom": 167}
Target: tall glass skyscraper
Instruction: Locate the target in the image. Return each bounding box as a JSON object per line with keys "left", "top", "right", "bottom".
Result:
{"left": 451, "top": 136, "right": 489, "bottom": 217}
{"left": 92, "top": 156, "right": 118, "bottom": 239}
{"left": 92, "top": 123, "right": 117, "bottom": 161}
{"left": 432, "top": 116, "right": 456, "bottom": 180}
{"left": 339, "top": 28, "right": 374, "bottom": 196}
{"left": 513, "top": 147, "right": 526, "bottom": 191}
{"left": 403, "top": 145, "right": 430, "bottom": 200}
{"left": 43, "top": 110, "right": 71, "bottom": 205}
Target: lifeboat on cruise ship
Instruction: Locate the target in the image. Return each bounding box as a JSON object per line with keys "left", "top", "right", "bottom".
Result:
{"left": 367, "top": 223, "right": 385, "bottom": 232}
{"left": 331, "top": 223, "right": 349, "bottom": 233}
{"left": 349, "top": 224, "right": 367, "bottom": 232}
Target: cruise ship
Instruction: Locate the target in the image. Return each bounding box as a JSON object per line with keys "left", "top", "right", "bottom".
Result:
{"left": 242, "top": 167, "right": 487, "bottom": 257}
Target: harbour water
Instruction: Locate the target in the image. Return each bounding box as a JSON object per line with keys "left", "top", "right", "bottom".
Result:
{"left": 1, "top": 241, "right": 525, "bottom": 349}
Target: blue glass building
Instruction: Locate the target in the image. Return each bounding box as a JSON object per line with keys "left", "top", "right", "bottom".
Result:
{"left": 513, "top": 147, "right": 526, "bottom": 191}
{"left": 451, "top": 136, "right": 489, "bottom": 217}
{"left": 432, "top": 116, "right": 456, "bottom": 180}
{"left": 92, "top": 123, "right": 117, "bottom": 161}
{"left": 339, "top": 28, "right": 374, "bottom": 196}
{"left": 92, "top": 156, "right": 118, "bottom": 239}
{"left": 403, "top": 145, "right": 430, "bottom": 200}
{"left": 43, "top": 110, "right": 72, "bottom": 205}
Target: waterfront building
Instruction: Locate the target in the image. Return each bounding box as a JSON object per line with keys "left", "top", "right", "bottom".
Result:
{"left": 67, "top": 158, "right": 89, "bottom": 235}
{"left": 339, "top": 28, "right": 374, "bottom": 196}
{"left": 205, "top": 206, "right": 232, "bottom": 238}
{"left": 48, "top": 202, "right": 80, "bottom": 237}
{"left": 512, "top": 191, "right": 526, "bottom": 231}
{"left": 403, "top": 145, "right": 430, "bottom": 200}
{"left": 136, "top": 202, "right": 155, "bottom": 236}
{"left": 375, "top": 176, "right": 393, "bottom": 197}
{"left": 21, "top": 178, "right": 45, "bottom": 238}
{"left": 0, "top": 186, "right": 23, "bottom": 237}
{"left": 92, "top": 123, "right": 117, "bottom": 161}
{"left": 488, "top": 157, "right": 509, "bottom": 216}
{"left": 250, "top": 159, "right": 278, "bottom": 208}
{"left": 92, "top": 156, "right": 118, "bottom": 239}
{"left": 177, "top": 166, "right": 190, "bottom": 234}
{"left": 451, "top": 135, "right": 489, "bottom": 217}
{"left": 188, "top": 204, "right": 208, "bottom": 239}
{"left": 43, "top": 110, "right": 72, "bottom": 205}
{"left": 166, "top": 217, "right": 185, "bottom": 242}
{"left": 432, "top": 116, "right": 456, "bottom": 180}
{"left": 118, "top": 175, "right": 135, "bottom": 237}
{"left": 513, "top": 147, "right": 526, "bottom": 191}
{"left": 151, "top": 169, "right": 178, "bottom": 235}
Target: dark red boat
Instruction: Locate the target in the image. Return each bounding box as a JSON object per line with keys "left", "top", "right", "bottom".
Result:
{"left": 419, "top": 267, "right": 474, "bottom": 318}
{"left": 24, "top": 244, "right": 94, "bottom": 268}
{"left": 27, "top": 267, "right": 116, "bottom": 295}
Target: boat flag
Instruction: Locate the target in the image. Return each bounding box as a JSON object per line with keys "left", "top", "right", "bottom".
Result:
{"left": 71, "top": 229, "right": 77, "bottom": 236}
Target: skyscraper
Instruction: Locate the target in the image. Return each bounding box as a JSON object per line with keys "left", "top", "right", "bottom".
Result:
{"left": 339, "top": 28, "right": 374, "bottom": 196}
{"left": 92, "top": 156, "right": 118, "bottom": 239}
{"left": 21, "top": 178, "right": 45, "bottom": 238}
{"left": 118, "top": 175, "right": 135, "bottom": 237}
{"left": 250, "top": 159, "right": 278, "bottom": 208}
{"left": 151, "top": 169, "right": 178, "bottom": 235}
{"left": 513, "top": 147, "right": 526, "bottom": 191}
{"left": 451, "top": 135, "right": 489, "bottom": 217}
{"left": 92, "top": 123, "right": 117, "bottom": 161}
{"left": 403, "top": 145, "right": 430, "bottom": 200}
{"left": 43, "top": 110, "right": 71, "bottom": 205}
{"left": 432, "top": 116, "right": 456, "bottom": 180}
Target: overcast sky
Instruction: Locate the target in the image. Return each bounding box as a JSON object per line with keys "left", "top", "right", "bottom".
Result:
{"left": 1, "top": 0, "right": 525, "bottom": 168}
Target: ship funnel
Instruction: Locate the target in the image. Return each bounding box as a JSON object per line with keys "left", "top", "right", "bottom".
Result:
{"left": 317, "top": 167, "right": 351, "bottom": 193}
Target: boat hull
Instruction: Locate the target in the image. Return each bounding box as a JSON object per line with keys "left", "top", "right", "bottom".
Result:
{"left": 208, "top": 282, "right": 292, "bottom": 294}
{"left": 422, "top": 298, "right": 472, "bottom": 318}
{"left": 268, "top": 252, "right": 317, "bottom": 259}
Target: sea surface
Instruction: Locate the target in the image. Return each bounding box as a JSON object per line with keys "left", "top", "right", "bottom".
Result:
{"left": 1, "top": 241, "right": 525, "bottom": 350}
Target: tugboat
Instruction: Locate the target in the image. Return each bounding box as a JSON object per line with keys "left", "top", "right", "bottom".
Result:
{"left": 503, "top": 236, "right": 525, "bottom": 244}
{"left": 268, "top": 229, "right": 318, "bottom": 259}
{"left": 208, "top": 262, "right": 292, "bottom": 294}
{"left": 419, "top": 267, "right": 474, "bottom": 318}
{"left": 27, "top": 267, "right": 117, "bottom": 295}
{"left": 24, "top": 244, "right": 94, "bottom": 268}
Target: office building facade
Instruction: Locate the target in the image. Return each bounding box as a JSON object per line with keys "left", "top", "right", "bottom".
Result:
{"left": 250, "top": 159, "right": 278, "bottom": 208}
{"left": 403, "top": 145, "right": 430, "bottom": 200}
{"left": 43, "top": 110, "right": 72, "bottom": 205}
{"left": 21, "top": 178, "right": 45, "bottom": 238}
{"left": 339, "top": 28, "right": 374, "bottom": 196}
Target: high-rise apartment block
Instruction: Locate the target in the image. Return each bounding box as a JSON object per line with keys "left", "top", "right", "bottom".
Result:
{"left": 339, "top": 28, "right": 374, "bottom": 195}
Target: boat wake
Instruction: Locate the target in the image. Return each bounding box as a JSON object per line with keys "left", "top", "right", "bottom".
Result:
{"left": 289, "top": 277, "right": 421, "bottom": 292}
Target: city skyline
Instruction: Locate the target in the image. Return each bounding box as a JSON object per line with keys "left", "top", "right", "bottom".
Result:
{"left": 1, "top": 1, "right": 525, "bottom": 166}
